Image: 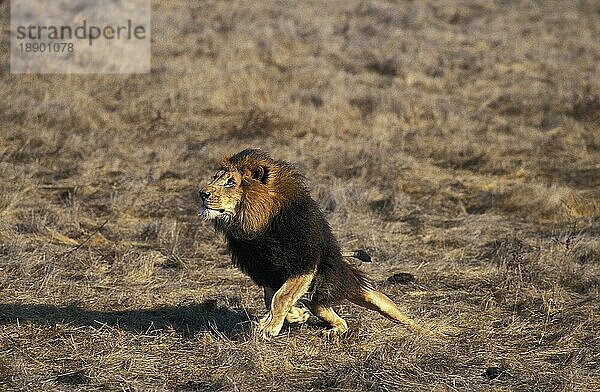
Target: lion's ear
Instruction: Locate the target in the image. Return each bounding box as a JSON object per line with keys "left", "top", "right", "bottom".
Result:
{"left": 245, "top": 165, "right": 269, "bottom": 184}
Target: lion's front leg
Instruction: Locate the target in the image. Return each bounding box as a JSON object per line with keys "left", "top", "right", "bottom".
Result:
{"left": 259, "top": 271, "right": 315, "bottom": 339}
{"left": 259, "top": 287, "right": 275, "bottom": 331}
{"left": 262, "top": 286, "right": 310, "bottom": 327}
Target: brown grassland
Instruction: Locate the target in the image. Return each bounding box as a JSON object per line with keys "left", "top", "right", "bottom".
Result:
{"left": 1, "top": 0, "right": 600, "bottom": 391}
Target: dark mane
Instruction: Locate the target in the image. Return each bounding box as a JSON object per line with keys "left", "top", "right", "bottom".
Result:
{"left": 226, "top": 148, "right": 271, "bottom": 164}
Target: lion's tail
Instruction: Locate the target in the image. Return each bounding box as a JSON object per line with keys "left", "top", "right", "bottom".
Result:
{"left": 341, "top": 249, "right": 372, "bottom": 263}
{"left": 343, "top": 258, "right": 375, "bottom": 292}
{"left": 341, "top": 250, "right": 375, "bottom": 292}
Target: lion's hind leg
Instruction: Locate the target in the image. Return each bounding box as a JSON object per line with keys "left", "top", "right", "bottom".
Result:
{"left": 308, "top": 301, "right": 348, "bottom": 337}
{"left": 348, "top": 289, "right": 422, "bottom": 332}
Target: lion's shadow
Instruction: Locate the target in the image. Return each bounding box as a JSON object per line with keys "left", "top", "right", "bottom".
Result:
{"left": 0, "top": 300, "right": 253, "bottom": 339}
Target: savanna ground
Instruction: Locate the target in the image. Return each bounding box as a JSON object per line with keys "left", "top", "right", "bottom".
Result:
{"left": 1, "top": 0, "right": 600, "bottom": 390}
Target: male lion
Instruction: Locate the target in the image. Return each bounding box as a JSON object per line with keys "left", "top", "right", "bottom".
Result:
{"left": 199, "top": 149, "right": 420, "bottom": 338}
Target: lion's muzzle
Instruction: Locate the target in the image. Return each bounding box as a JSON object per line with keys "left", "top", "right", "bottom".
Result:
{"left": 199, "top": 189, "right": 211, "bottom": 202}
{"left": 198, "top": 186, "right": 226, "bottom": 219}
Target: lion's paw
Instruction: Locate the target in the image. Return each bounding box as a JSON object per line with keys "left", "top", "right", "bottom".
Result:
{"left": 258, "top": 312, "right": 283, "bottom": 339}
{"left": 259, "top": 321, "right": 283, "bottom": 339}
{"left": 258, "top": 313, "right": 272, "bottom": 330}
{"left": 320, "top": 324, "right": 348, "bottom": 340}
{"left": 285, "top": 306, "right": 310, "bottom": 324}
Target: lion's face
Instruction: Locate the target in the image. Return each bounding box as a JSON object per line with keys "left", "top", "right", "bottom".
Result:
{"left": 198, "top": 150, "right": 299, "bottom": 237}
{"left": 198, "top": 168, "right": 245, "bottom": 221}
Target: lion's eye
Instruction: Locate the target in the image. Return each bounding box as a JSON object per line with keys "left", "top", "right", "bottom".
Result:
{"left": 224, "top": 178, "right": 235, "bottom": 187}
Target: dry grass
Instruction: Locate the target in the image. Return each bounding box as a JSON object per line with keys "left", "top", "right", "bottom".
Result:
{"left": 1, "top": 0, "right": 600, "bottom": 391}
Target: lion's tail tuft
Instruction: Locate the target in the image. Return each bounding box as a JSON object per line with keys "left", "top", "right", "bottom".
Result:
{"left": 341, "top": 249, "right": 372, "bottom": 263}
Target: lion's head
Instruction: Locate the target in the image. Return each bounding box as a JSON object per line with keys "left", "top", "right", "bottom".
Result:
{"left": 198, "top": 149, "right": 305, "bottom": 238}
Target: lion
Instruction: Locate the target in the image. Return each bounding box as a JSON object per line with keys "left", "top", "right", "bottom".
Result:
{"left": 198, "top": 149, "right": 420, "bottom": 338}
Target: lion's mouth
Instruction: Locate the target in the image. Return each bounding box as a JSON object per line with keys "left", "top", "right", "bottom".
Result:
{"left": 198, "top": 205, "right": 226, "bottom": 218}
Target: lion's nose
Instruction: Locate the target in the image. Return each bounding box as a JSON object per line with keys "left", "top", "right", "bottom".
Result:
{"left": 199, "top": 190, "right": 211, "bottom": 201}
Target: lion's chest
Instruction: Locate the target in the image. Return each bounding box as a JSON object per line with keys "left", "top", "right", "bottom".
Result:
{"left": 225, "top": 233, "right": 319, "bottom": 289}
